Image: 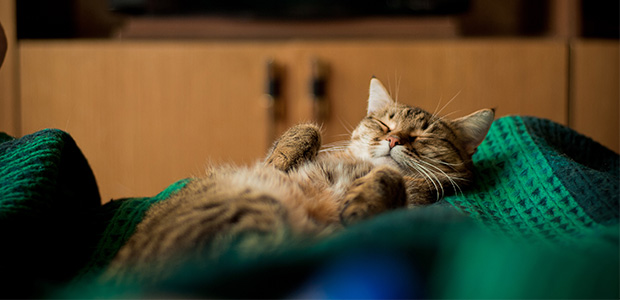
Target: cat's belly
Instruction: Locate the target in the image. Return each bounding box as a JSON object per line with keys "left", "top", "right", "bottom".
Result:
{"left": 211, "top": 165, "right": 342, "bottom": 235}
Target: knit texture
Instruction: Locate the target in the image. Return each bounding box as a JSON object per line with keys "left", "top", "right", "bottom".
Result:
{"left": 445, "top": 116, "right": 619, "bottom": 244}
{"left": 75, "top": 178, "right": 191, "bottom": 281}
{"left": 0, "top": 129, "right": 101, "bottom": 298}
{"left": 0, "top": 129, "right": 100, "bottom": 219}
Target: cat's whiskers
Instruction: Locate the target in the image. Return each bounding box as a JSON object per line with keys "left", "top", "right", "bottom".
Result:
{"left": 429, "top": 91, "right": 463, "bottom": 131}
{"left": 323, "top": 139, "right": 350, "bottom": 145}
{"left": 420, "top": 155, "right": 465, "bottom": 170}
{"left": 400, "top": 146, "right": 464, "bottom": 199}
{"left": 321, "top": 140, "right": 351, "bottom": 149}
{"left": 415, "top": 162, "right": 445, "bottom": 200}
{"left": 395, "top": 75, "right": 401, "bottom": 103}
{"left": 438, "top": 110, "right": 460, "bottom": 120}
{"left": 416, "top": 159, "right": 464, "bottom": 197}
{"left": 321, "top": 144, "right": 349, "bottom": 149}
{"left": 431, "top": 95, "right": 444, "bottom": 121}
{"left": 330, "top": 134, "right": 354, "bottom": 139}
{"left": 402, "top": 159, "right": 442, "bottom": 201}
{"left": 386, "top": 73, "right": 402, "bottom": 104}
{"left": 428, "top": 110, "right": 461, "bottom": 130}
{"left": 432, "top": 90, "right": 461, "bottom": 119}
{"left": 400, "top": 148, "right": 443, "bottom": 200}
{"left": 319, "top": 140, "right": 350, "bottom": 153}
{"left": 319, "top": 149, "right": 347, "bottom": 154}
{"left": 336, "top": 116, "right": 355, "bottom": 136}
{"left": 424, "top": 157, "right": 464, "bottom": 167}
{"left": 319, "top": 147, "right": 348, "bottom": 153}
{"left": 387, "top": 76, "right": 393, "bottom": 101}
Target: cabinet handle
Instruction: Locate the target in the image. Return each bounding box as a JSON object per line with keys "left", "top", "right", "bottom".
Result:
{"left": 264, "top": 59, "right": 285, "bottom": 144}
{"left": 310, "top": 58, "right": 329, "bottom": 121}
{"left": 265, "top": 59, "right": 284, "bottom": 120}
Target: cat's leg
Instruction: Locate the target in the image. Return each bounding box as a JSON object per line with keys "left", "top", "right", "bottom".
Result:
{"left": 264, "top": 123, "right": 322, "bottom": 172}
{"left": 340, "top": 166, "right": 407, "bottom": 226}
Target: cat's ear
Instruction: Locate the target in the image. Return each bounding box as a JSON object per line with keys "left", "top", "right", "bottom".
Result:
{"left": 453, "top": 108, "right": 495, "bottom": 155}
{"left": 367, "top": 77, "right": 393, "bottom": 115}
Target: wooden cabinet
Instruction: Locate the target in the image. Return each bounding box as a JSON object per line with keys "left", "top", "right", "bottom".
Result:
{"left": 281, "top": 40, "right": 567, "bottom": 146}
{"left": 570, "top": 40, "right": 619, "bottom": 152}
{"left": 19, "top": 39, "right": 614, "bottom": 203}
{"left": 20, "top": 41, "right": 279, "bottom": 202}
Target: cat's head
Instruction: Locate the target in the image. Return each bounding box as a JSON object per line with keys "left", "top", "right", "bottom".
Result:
{"left": 349, "top": 77, "right": 494, "bottom": 179}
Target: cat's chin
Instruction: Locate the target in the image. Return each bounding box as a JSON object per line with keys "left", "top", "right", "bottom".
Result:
{"left": 370, "top": 145, "right": 402, "bottom": 169}
{"left": 371, "top": 156, "right": 399, "bottom": 168}
{"left": 370, "top": 145, "right": 409, "bottom": 171}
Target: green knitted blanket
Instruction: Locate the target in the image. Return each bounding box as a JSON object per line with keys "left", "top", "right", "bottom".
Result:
{"left": 0, "top": 116, "right": 618, "bottom": 299}
{"left": 0, "top": 129, "right": 101, "bottom": 297}
{"left": 447, "top": 116, "right": 618, "bottom": 244}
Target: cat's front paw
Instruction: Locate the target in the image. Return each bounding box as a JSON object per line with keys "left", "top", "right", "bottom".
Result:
{"left": 265, "top": 123, "right": 322, "bottom": 172}
{"left": 340, "top": 166, "right": 406, "bottom": 226}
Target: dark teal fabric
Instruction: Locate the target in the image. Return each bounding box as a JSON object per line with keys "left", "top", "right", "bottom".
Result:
{"left": 0, "top": 129, "right": 100, "bottom": 218}
{"left": 66, "top": 204, "right": 618, "bottom": 299}
{"left": 0, "top": 129, "right": 101, "bottom": 298}
{"left": 446, "top": 116, "right": 619, "bottom": 244}
{"left": 74, "top": 178, "right": 192, "bottom": 281}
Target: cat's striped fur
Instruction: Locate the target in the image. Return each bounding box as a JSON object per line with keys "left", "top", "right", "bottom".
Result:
{"left": 104, "top": 78, "right": 494, "bottom": 283}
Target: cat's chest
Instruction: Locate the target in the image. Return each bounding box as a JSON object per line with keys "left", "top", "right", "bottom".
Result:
{"left": 292, "top": 156, "right": 374, "bottom": 195}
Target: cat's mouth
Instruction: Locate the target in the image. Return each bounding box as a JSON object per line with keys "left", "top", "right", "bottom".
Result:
{"left": 372, "top": 144, "right": 405, "bottom": 168}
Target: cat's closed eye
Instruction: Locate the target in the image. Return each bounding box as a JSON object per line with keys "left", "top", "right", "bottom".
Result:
{"left": 372, "top": 118, "right": 391, "bottom": 133}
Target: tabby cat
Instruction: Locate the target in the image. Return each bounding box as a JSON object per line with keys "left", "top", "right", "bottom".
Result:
{"left": 104, "top": 78, "right": 494, "bottom": 283}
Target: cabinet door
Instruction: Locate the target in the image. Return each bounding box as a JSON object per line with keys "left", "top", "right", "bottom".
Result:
{"left": 570, "top": 40, "right": 619, "bottom": 153}
{"left": 20, "top": 41, "right": 279, "bottom": 202}
{"left": 283, "top": 40, "right": 568, "bottom": 145}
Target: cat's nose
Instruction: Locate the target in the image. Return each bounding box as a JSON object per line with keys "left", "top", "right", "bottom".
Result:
{"left": 386, "top": 135, "right": 401, "bottom": 149}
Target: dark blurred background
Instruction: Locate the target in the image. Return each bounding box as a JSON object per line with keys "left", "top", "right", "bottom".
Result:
{"left": 14, "top": 0, "right": 620, "bottom": 39}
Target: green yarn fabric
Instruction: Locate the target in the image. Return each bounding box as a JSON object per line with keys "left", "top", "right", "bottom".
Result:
{"left": 1, "top": 116, "right": 618, "bottom": 299}
{"left": 0, "top": 129, "right": 100, "bottom": 219}
{"left": 74, "top": 178, "right": 192, "bottom": 281}
{"left": 445, "top": 116, "right": 619, "bottom": 245}
{"left": 0, "top": 129, "right": 189, "bottom": 298}
{"left": 0, "top": 129, "right": 101, "bottom": 298}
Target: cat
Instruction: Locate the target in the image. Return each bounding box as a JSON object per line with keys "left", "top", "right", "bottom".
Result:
{"left": 103, "top": 77, "right": 495, "bottom": 283}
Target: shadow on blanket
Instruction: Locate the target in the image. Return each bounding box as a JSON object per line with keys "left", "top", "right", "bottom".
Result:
{"left": 0, "top": 116, "right": 618, "bottom": 299}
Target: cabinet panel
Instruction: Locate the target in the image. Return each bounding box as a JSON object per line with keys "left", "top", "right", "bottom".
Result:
{"left": 20, "top": 41, "right": 278, "bottom": 202}
{"left": 570, "top": 40, "right": 619, "bottom": 153}
{"left": 284, "top": 40, "right": 568, "bottom": 145}
{"left": 20, "top": 40, "right": 571, "bottom": 202}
